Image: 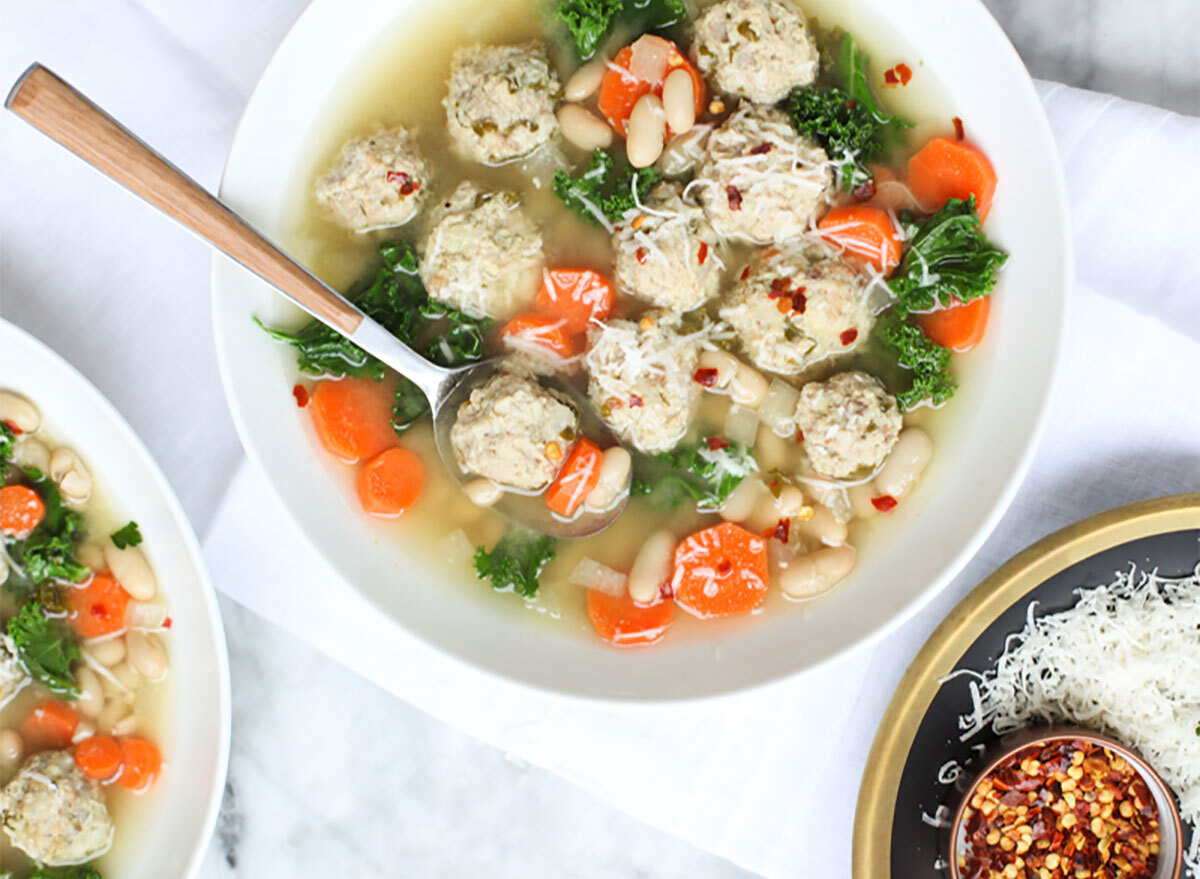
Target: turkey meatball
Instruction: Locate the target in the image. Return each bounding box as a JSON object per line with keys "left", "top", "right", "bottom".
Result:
{"left": 1, "top": 750, "right": 114, "bottom": 866}
{"left": 720, "top": 240, "right": 871, "bottom": 375}
{"left": 694, "top": 103, "right": 832, "bottom": 243}
{"left": 450, "top": 370, "right": 578, "bottom": 491}
{"left": 420, "top": 182, "right": 544, "bottom": 320}
{"left": 612, "top": 182, "right": 722, "bottom": 313}
{"left": 585, "top": 313, "right": 702, "bottom": 453}
{"left": 314, "top": 127, "right": 430, "bottom": 233}
{"left": 795, "top": 371, "right": 901, "bottom": 478}
{"left": 692, "top": 0, "right": 819, "bottom": 103}
{"left": 444, "top": 43, "right": 561, "bottom": 165}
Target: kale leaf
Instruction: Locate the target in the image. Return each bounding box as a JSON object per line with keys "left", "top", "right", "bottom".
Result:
{"left": 11, "top": 468, "right": 90, "bottom": 586}
{"left": 632, "top": 440, "right": 757, "bottom": 512}
{"left": 876, "top": 313, "right": 956, "bottom": 411}
{"left": 555, "top": 0, "right": 686, "bottom": 60}
{"left": 0, "top": 421, "right": 15, "bottom": 478}
{"left": 474, "top": 528, "right": 557, "bottom": 598}
{"left": 7, "top": 601, "right": 80, "bottom": 698}
{"left": 29, "top": 865, "right": 103, "bottom": 879}
{"left": 889, "top": 197, "right": 1008, "bottom": 314}
{"left": 110, "top": 520, "right": 143, "bottom": 550}
{"left": 553, "top": 149, "right": 660, "bottom": 225}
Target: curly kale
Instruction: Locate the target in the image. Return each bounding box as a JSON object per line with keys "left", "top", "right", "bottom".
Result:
{"left": 553, "top": 148, "right": 660, "bottom": 225}
{"left": 474, "top": 528, "right": 557, "bottom": 598}
{"left": 876, "top": 314, "right": 956, "bottom": 411}
{"left": 555, "top": 0, "right": 686, "bottom": 59}
{"left": 8, "top": 601, "right": 80, "bottom": 698}
{"left": 632, "top": 440, "right": 757, "bottom": 512}
{"left": 0, "top": 421, "right": 15, "bottom": 478}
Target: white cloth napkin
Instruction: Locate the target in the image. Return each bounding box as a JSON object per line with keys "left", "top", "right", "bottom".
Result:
{"left": 200, "top": 83, "right": 1200, "bottom": 877}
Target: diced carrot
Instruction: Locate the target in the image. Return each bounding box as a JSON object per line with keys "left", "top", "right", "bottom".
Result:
{"left": 535, "top": 268, "right": 616, "bottom": 332}
{"left": 310, "top": 376, "right": 397, "bottom": 464}
{"left": 356, "top": 447, "right": 425, "bottom": 518}
{"left": 907, "top": 136, "right": 998, "bottom": 221}
{"left": 817, "top": 205, "right": 903, "bottom": 273}
{"left": 671, "top": 522, "right": 769, "bottom": 619}
{"left": 75, "top": 734, "right": 123, "bottom": 780}
{"left": 917, "top": 296, "right": 991, "bottom": 352}
{"left": 544, "top": 438, "right": 603, "bottom": 518}
{"left": 598, "top": 36, "right": 705, "bottom": 135}
{"left": 116, "top": 736, "right": 162, "bottom": 793}
{"left": 66, "top": 573, "right": 131, "bottom": 639}
{"left": 501, "top": 314, "right": 583, "bottom": 361}
{"left": 21, "top": 699, "right": 79, "bottom": 753}
{"left": 587, "top": 589, "right": 672, "bottom": 646}
{"left": 0, "top": 485, "right": 45, "bottom": 538}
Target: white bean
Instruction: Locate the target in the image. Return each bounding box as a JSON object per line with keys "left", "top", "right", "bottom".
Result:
{"left": 795, "top": 504, "right": 849, "bottom": 547}
{"left": 464, "top": 478, "right": 503, "bottom": 508}
{"left": 776, "top": 485, "right": 807, "bottom": 519}
{"left": 661, "top": 68, "right": 696, "bottom": 134}
{"left": 72, "top": 720, "right": 96, "bottom": 744}
{"left": 585, "top": 447, "right": 632, "bottom": 510}
{"left": 89, "top": 637, "right": 126, "bottom": 667}
{"left": 730, "top": 364, "right": 769, "bottom": 408}
{"left": 11, "top": 437, "right": 50, "bottom": 473}
{"left": 113, "top": 659, "right": 142, "bottom": 692}
{"left": 104, "top": 542, "right": 157, "bottom": 600}
{"left": 0, "top": 391, "right": 40, "bottom": 433}
{"left": 49, "top": 447, "right": 92, "bottom": 504}
{"left": 628, "top": 530, "right": 676, "bottom": 604}
{"left": 76, "top": 666, "right": 105, "bottom": 717}
{"left": 874, "top": 428, "right": 933, "bottom": 500}
{"left": 847, "top": 483, "right": 878, "bottom": 520}
{"left": 747, "top": 484, "right": 810, "bottom": 533}
{"left": 780, "top": 545, "right": 856, "bottom": 599}
{"left": 0, "top": 553, "right": 6, "bottom": 587}
{"left": 626, "top": 94, "right": 665, "bottom": 168}
{"left": 0, "top": 729, "right": 23, "bottom": 767}
{"left": 564, "top": 58, "right": 606, "bottom": 101}
{"left": 557, "top": 103, "right": 613, "bottom": 151}
{"left": 111, "top": 714, "right": 142, "bottom": 737}
{"left": 97, "top": 699, "right": 130, "bottom": 733}
{"left": 697, "top": 349, "right": 739, "bottom": 390}
{"left": 126, "top": 631, "right": 167, "bottom": 681}
{"left": 754, "top": 427, "right": 791, "bottom": 472}
{"left": 720, "top": 477, "right": 762, "bottom": 523}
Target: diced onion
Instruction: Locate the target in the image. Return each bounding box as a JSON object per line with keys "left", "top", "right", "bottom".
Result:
{"left": 438, "top": 529, "right": 474, "bottom": 566}
{"left": 568, "top": 558, "right": 628, "bottom": 596}
{"left": 759, "top": 379, "right": 800, "bottom": 436}
{"left": 125, "top": 601, "right": 168, "bottom": 630}
{"left": 724, "top": 404, "right": 760, "bottom": 447}
{"left": 629, "top": 35, "right": 670, "bottom": 83}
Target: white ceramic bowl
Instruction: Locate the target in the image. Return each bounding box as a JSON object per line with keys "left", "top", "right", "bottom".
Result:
{"left": 211, "top": 0, "right": 1071, "bottom": 700}
{"left": 0, "top": 319, "right": 230, "bottom": 876}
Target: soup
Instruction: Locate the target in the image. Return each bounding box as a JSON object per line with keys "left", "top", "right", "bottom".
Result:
{"left": 0, "top": 392, "right": 171, "bottom": 877}
{"left": 261, "top": 0, "right": 1007, "bottom": 646}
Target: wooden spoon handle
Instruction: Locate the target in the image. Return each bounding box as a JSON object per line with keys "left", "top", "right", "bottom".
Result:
{"left": 5, "top": 63, "right": 362, "bottom": 335}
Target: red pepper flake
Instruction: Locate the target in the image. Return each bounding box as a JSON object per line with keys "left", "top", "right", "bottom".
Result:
{"left": 636, "top": 247, "right": 647, "bottom": 264}
{"left": 871, "top": 494, "right": 898, "bottom": 513}
{"left": 693, "top": 367, "right": 719, "bottom": 387}
{"left": 740, "top": 265, "right": 752, "bottom": 281}
{"left": 883, "top": 63, "right": 912, "bottom": 87}
{"left": 2, "top": 420, "right": 21, "bottom": 436}
{"left": 770, "top": 276, "right": 791, "bottom": 292}
{"left": 775, "top": 296, "right": 794, "bottom": 313}
{"left": 853, "top": 178, "right": 877, "bottom": 202}
{"left": 883, "top": 69, "right": 898, "bottom": 86}
{"left": 726, "top": 185, "right": 743, "bottom": 211}
{"left": 795, "top": 429, "right": 804, "bottom": 443}
{"left": 697, "top": 241, "right": 709, "bottom": 265}
{"left": 705, "top": 436, "right": 731, "bottom": 451}
{"left": 844, "top": 99, "right": 857, "bottom": 109}
{"left": 792, "top": 291, "right": 807, "bottom": 314}
{"left": 629, "top": 394, "right": 644, "bottom": 408}
{"left": 840, "top": 328, "right": 858, "bottom": 345}
{"left": 952, "top": 116, "right": 965, "bottom": 141}
{"left": 717, "top": 559, "right": 733, "bottom": 576}
{"left": 749, "top": 142, "right": 772, "bottom": 155}
{"left": 765, "top": 518, "right": 790, "bottom": 543}
{"left": 386, "top": 170, "right": 419, "bottom": 195}
{"left": 292, "top": 384, "right": 309, "bottom": 408}
{"left": 163, "top": 617, "right": 174, "bottom": 629}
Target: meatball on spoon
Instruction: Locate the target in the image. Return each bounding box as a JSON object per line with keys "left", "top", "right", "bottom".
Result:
{"left": 6, "top": 64, "right": 629, "bottom": 539}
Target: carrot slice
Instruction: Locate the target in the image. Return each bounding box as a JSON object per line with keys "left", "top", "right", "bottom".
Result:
{"left": 0, "top": 485, "right": 45, "bottom": 538}
{"left": 66, "top": 573, "right": 131, "bottom": 639}
{"left": 501, "top": 314, "right": 583, "bottom": 361}
{"left": 817, "top": 205, "right": 902, "bottom": 273}
{"left": 535, "top": 268, "right": 616, "bottom": 332}
{"left": 917, "top": 296, "right": 991, "bottom": 352}
{"left": 598, "top": 36, "right": 705, "bottom": 135}
{"left": 671, "top": 522, "right": 769, "bottom": 619}
{"left": 544, "top": 438, "right": 603, "bottom": 518}
{"left": 116, "top": 736, "right": 162, "bottom": 793}
{"left": 21, "top": 699, "right": 79, "bottom": 753}
{"left": 310, "top": 377, "right": 397, "bottom": 464}
{"left": 907, "top": 136, "right": 998, "bottom": 221}
{"left": 75, "top": 734, "right": 123, "bottom": 780}
{"left": 356, "top": 447, "right": 425, "bottom": 518}
{"left": 587, "top": 589, "right": 672, "bottom": 646}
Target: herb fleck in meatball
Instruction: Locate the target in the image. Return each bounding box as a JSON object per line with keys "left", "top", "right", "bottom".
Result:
{"left": 796, "top": 371, "right": 901, "bottom": 478}
{"left": 692, "top": 0, "right": 819, "bottom": 103}
{"left": 1, "top": 750, "right": 114, "bottom": 866}
{"left": 314, "top": 127, "right": 430, "bottom": 233}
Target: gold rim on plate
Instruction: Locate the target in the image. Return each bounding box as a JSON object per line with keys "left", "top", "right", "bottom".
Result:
{"left": 852, "top": 492, "right": 1200, "bottom": 877}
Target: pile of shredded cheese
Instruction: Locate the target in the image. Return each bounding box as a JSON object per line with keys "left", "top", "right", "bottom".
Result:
{"left": 947, "top": 564, "right": 1200, "bottom": 872}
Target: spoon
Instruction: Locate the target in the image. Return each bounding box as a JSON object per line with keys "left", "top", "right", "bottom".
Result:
{"left": 6, "top": 63, "right": 629, "bottom": 539}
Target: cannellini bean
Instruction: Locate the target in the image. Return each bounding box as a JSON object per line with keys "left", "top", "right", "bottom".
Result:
{"left": 720, "top": 477, "right": 762, "bottom": 523}
{"left": 626, "top": 94, "right": 666, "bottom": 168}
{"left": 126, "top": 631, "right": 167, "bottom": 681}
{"left": 795, "top": 503, "right": 848, "bottom": 547}
{"left": 628, "top": 529, "right": 676, "bottom": 604}
{"left": 747, "top": 483, "right": 810, "bottom": 533}
{"left": 72, "top": 720, "right": 96, "bottom": 744}
{"left": 564, "top": 58, "right": 606, "bottom": 101}
{"left": 557, "top": 104, "right": 613, "bottom": 151}
{"left": 104, "top": 542, "right": 157, "bottom": 600}
{"left": 89, "top": 637, "right": 126, "bottom": 667}
{"left": 0, "top": 391, "right": 40, "bottom": 433}
{"left": 76, "top": 542, "right": 105, "bottom": 571}
{"left": 76, "top": 666, "right": 105, "bottom": 717}
{"left": 847, "top": 483, "right": 878, "bottom": 520}
{"left": 0, "top": 729, "right": 24, "bottom": 766}
{"left": 729, "top": 364, "right": 769, "bottom": 408}
{"left": 49, "top": 447, "right": 92, "bottom": 504}
{"left": 464, "top": 478, "right": 503, "bottom": 508}
{"left": 662, "top": 68, "right": 696, "bottom": 134}
{"left": 697, "top": 349, "right": 739, "bottom": 390}
{"left": 874, "top": 428, "right": 933, "bottom": 500}
{"left": 754, "top": 428, "right": 792, "bottom": 472}
{"left": 780, "top": 545, "right": 856, "bottom": 599}
{"left": 775, "top": 485, "right": 807, "bottom": 519}
{"left": 585, "top": 447, "right": 632, "bottom": 510}
{"left": 112, "top": 714, "right": 142, "bottom": 737}
{"left": 12, "top": 437, "right": 50, "bottom": 473}
{"left": 113, "top": 659, "right": 142, "bottom": 691}
{"left": 0, "top": 553, "right": 7, "bottom": 587}
{"left": 97, "top": 699, "right": 130, "bottom": 733}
